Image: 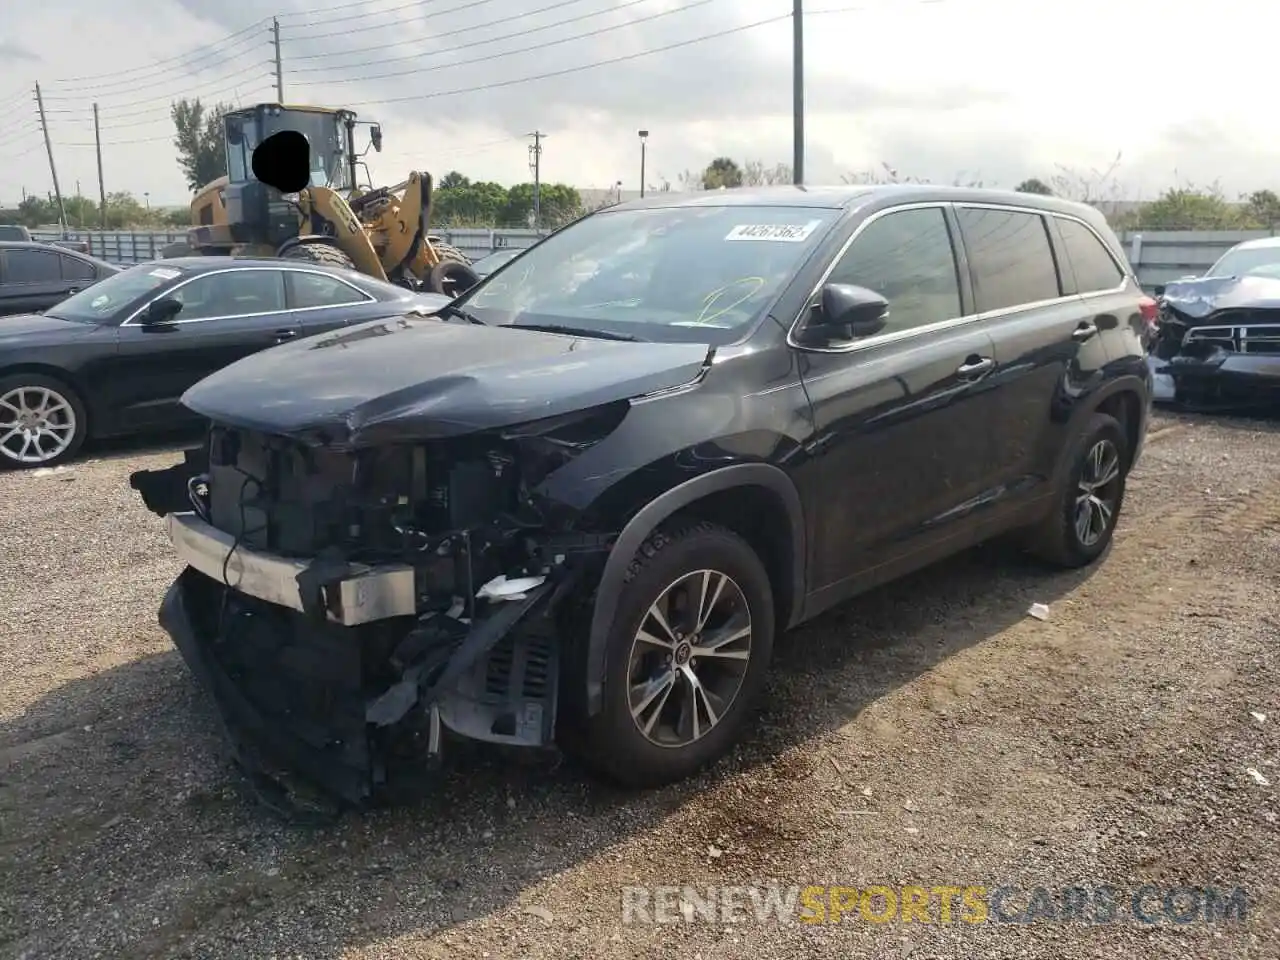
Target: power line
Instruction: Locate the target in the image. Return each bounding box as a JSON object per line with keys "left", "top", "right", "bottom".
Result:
{"left": 42, "top": 39, "right": 270, "bottom": 101}
{"left": 343, "top": 12, "right": 791, "bottom": 108}
{"left": 280, "top": 0, "right": 494, "bottom": 34}
{"left": 43, "top": 17, "right": 274, "bottom": 89}
{"left": 289, "top": 0, "right": 598, "bottom": 69}
{"left": 281, "top": 0, "right": 501, "bottom": 43}
{"left": 45, "top": 75, "right": 272, "bottom": 125}
{"left": 309, "top": 0, "right": 717, "bottom": 86}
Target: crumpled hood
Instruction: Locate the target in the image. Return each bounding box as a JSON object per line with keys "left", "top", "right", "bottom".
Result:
{"left": 0, "top": 312, "right": 99, "bottom": 346}
{"left": 1160, "top": 274, "right": 1280, "bottom": 320}
{"left": 181, "top": 315, "right": 712, "bottom": 448}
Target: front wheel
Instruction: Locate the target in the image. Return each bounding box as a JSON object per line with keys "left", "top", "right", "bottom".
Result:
{"left": 569, "top": 521, "right": 775, "bottom": 787}
{"left": 0, "top": 373, "right": 88, "bottom": 469}
{"left": 1023, "top": 411, "right": 1129, "bottom": 567}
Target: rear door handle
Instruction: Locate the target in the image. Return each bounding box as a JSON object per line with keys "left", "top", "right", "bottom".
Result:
{"left": 273, "top": 327, "right": 298, "bottom": 342}
{"left": 1072, "top": 321, "right": 1098, "bottom": 342}
{"left": 956, "top": 356, "right": 994, "bottom": 380}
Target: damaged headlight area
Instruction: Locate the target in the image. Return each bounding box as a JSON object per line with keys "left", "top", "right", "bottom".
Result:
{"left": 134, "top": 404, "right": 628, "bottom": 810}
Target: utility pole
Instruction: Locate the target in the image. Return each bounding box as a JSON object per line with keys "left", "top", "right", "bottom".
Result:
{"left": 93, "top": 103, "right": 107, "bottom": 229}
{"left": 34, "top": 82, "right": 67, "bottom": 229}
{"left": 272, "top": 18, "right": 284, "bottom": 102}
{"left": 792, "top": 0, "right": 804, "bottom": 185}
{"left": 527, "top": 131, "right": 544, "bottom": 231}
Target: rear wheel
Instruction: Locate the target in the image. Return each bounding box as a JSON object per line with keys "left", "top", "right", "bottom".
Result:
{"left": 1023, "top": 411, "right": 1129, "bottom": 567}
{"left": 280, "top": 241, "right": 357, "bottom": 271}
{"left": 0, "top": 373, "right": 88, "bottom": 469}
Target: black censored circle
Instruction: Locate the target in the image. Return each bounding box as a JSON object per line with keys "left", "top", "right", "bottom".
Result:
{"left": 251, "top": 130, "right": 311, "bottom": 193}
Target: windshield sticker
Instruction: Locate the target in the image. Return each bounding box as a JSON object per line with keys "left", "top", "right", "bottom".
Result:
{"left": 149, "top": 267, "right": 182, "bottom": 280}
{"left": 725, "top": 220, "right": 822, "bottom": 243}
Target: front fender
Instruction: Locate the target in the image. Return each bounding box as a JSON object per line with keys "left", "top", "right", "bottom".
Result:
{"left": 580, "top": 462, "right": 806, "bottom": 716}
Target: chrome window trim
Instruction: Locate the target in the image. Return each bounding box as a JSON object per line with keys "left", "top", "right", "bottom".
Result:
{"left": 119, "top": 265, "right": 377, "bottom": 327}
{"left": 786, "top": 200, "right": 1133, "bottom": 355}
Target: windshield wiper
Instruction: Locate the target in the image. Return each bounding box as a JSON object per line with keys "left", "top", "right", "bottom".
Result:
{"left": 434, "top": 302, "right": 485, "bottom": 325}
{"left": 510, "top": 322, "right": 644, "bottom": 342}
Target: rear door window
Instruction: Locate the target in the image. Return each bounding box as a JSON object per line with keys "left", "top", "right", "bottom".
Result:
{"left": 824, "top": 206, "right": 963, "bottom": 334}
{"left": 955, "top": 207, "right": 1061, "bottom": 313}
{"left": 60, "top": 255, "right": 96, "bottom": 282}
{"left": 285, "top": 270, "right": 370, "bottom": 309}
{"left": 1054, "top": 217, "right": 1125, "bottom": 293}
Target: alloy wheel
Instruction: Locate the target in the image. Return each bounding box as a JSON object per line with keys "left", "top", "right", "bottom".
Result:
{"left": 1075, "top": 438, "right": 1121, "bottom": 547}
{"left": 626, "top": 568, "right": 753, "bottom": 748}
{"left": 0, "top": 386, "right": 78, "bottom": 465}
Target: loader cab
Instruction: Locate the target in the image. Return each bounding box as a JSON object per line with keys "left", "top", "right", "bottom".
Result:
{"left": 222, "top": 104, "right": 358, "bottom": 247}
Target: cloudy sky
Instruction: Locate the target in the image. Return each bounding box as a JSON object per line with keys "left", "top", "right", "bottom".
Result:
{"left": 1, "top": 0, "right": 1274, "bottom": 207}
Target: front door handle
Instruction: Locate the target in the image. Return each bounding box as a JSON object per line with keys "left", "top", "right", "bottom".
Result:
{"left": 66, "top": 287, "right": 80, "bottom": 295}
{"left": 1072, "top": 321, "right": 1098, "bottom": 342}
{"left": 273, "top": 327, "right": 298, "bottom": 342}
{"left": 956, "top": 356, "right": 995, "bottom": 380}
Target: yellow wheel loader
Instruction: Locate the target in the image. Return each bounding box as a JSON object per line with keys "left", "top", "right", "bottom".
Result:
{"left": 165, "top": 103, "right": 479, "bottom": 297}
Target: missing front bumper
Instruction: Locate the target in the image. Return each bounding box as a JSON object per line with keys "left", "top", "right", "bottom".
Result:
{"left": 159, "top": 562, "right": 563, "bottom": 810}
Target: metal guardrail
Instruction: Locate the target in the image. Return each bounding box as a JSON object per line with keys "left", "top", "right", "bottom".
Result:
{"left": 30, "top": 228, "right": 547, "bottom": 267}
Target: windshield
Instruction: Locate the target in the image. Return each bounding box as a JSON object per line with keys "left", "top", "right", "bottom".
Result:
{"left": 459, "top": 205, "right": 839, "bottom": 343}
{"left": 45, "top": 263, "right": 184, "bottom": 323}
{"left": 1206, "top": 245, "right": 1280, "bottom": 279}
{"left": 226, "top": 110, "right": 351, "bottom": 191}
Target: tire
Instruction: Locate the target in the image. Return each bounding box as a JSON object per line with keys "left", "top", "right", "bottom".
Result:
{"left": 568, "top": 521, "right": 775, "bottom": 787}
{"left": 426, "top": 259, "right": 480, "bottom": 298}
{"left": 280, "top": 242, "right": 357, "bottom": 271}
{"left": 0, "top": 372, "right": 88, "bottom": 469}
{"left": 159, "top": 241, "right": 193, "bottom": 259}
{"left": 1023, "top": 411, "right": 1129, "bottom": 568}
{"left": 429, "top": 240, "right": 470, "bottom": 265}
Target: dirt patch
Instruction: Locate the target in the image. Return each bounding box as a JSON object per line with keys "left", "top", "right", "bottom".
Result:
{"left": 2, "top": 411, "right": 1278, "bottom": 959}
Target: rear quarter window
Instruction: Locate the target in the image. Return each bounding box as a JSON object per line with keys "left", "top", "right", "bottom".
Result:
{"left": 1054, "top": 216, "right": 1125, "bottom": 293}
{"left": 955, "top": 207, "right": 1061, "bottom": 313}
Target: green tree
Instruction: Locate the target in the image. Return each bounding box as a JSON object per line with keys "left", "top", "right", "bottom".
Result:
{"left": 438, "top": 170, "right": 470, "bottom": 191}
{"left": 702, "top": 157, "right": 743, "bottom": 190}
{"left": 503, "top": 183, "right": 583, "bottom": 228}
{"left": 1134, "top": 187, "right": 1248, "bottom": 230}
{"left": 1014, "top": 177, "right": 1054, "bottom": 195}
{"left": 13, "top": 195, "right": 57, "bottom": 227}
{"left": 171, "top": 97, "right": 233, "bottom": 193}
{"left": 433, "top": 180, "right": 508, "bottom": 226}
{"left": 102, "top": 191, "right": 152, "bottom": 229}
{"left": 1243, "top": 189, "right": 1280, "bottom": 227}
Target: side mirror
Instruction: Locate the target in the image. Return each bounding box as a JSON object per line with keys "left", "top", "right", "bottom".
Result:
{"left": 141, "top": 297, "right": 183, "bottom": 327}
{"left": 804, "top": 283, "right": 890, "bottom": 341}
{"left": 370, "top": 124, "right": 383, "bottom": 153}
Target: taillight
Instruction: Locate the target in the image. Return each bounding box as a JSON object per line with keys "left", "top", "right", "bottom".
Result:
{"left": 1138, "top": 296, "right": 1158, "bottom": 330}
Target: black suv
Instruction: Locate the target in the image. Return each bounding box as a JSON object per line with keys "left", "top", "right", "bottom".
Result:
{"left": 133, "top": 185, "right": 1153, "bottom": 809}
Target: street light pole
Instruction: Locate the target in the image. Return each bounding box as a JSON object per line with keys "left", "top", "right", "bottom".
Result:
{"left": 638, "top": 129, "right": 648, "bottom": 198}
{"left": 792, "top": 0, "right": 804, "bottom": 184}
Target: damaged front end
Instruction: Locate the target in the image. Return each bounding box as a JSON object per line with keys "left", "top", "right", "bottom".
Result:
{"left": 131, "top": 410, "right": 625, "bottom": 810}
{"left": 1151, "top": 275, "right": 1280, "bottom": 410}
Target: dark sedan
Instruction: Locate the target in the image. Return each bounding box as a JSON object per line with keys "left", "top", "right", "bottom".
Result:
{"left": 0, "top": 256, "right": 450, "bottom": 468}
{"left": 0, "top": 241, "right": 120, "bottom": 317}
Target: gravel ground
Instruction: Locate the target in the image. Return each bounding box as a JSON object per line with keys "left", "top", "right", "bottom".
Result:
{"left": 2, "top": 410, "right": 1279, "bottom": 960}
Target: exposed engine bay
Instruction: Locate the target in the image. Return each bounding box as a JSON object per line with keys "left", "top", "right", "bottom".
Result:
{"left": 132, "top": 410, "right": 626, "bottom": 813}
{"left": 1151, "top": 275, "right": 1280, "bottom": 410}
